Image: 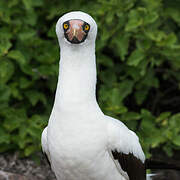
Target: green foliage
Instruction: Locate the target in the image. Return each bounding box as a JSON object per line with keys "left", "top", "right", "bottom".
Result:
{"left": 0, "top": 0, "right": 180, "bottom": 157}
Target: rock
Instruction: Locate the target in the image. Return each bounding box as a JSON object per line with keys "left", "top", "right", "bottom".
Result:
{"left": 0, "top": 170, "right": 40, "bottom": 180}
{"left": 0, "top": 153, "right": 56, "bottom": 180}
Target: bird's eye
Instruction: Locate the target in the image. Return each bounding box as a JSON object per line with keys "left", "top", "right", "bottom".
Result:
{"left": 84, "top": 24, "right": 90, "bottom": 31}
{"left": 63, "top": 23, "right": 69, "bottom": 30}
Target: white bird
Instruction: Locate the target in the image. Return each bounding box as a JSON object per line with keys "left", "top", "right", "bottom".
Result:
{"left": 41, "top": 11, "right": 149, "bottom": 180}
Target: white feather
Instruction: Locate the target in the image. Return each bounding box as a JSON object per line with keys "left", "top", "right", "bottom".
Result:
{"left": 41, "top": 127, "right": 48, "bottom": 154}
{"left": 41, "top": 127, "right": 51, "bottom": 163}
{"left": 107, "top": 116, "right": 145, "bottom": 162}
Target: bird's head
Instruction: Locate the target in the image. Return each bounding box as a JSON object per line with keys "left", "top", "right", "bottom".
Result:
{"left": 56, "top": 11, "right": 97, "bottom": 47}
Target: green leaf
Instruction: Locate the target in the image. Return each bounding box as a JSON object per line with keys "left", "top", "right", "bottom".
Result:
{"left": 22, "top": 0, "right": 33, "bottom": 9}
{"left": 157, "top": 33, "right": 177, "bottom": 47}
{"left": 105, "top": 105, "right": 128, "bottom": 115}
{"left": 98, "top": 54, "right": 114, "bottom": 67}
{"left": 136, "top": 39, "right": 152, "bottom": 51}
{"left": 0, "top": 27, "right": 12, "bottom": 40}
{"left": 0, "top": 59, "right": 14, "bottom": 84}
{"left": 30, "top": 114, "right": 47, "bottom": 128}
{"left": 118, "top": 80, "right": 134, "bottom": 102}
{"left": 0, "top": 127, "right": 10, "bottom": 144}
{"left": 3, "top": 108, "right": 26, "bottom": 132}
{"left": 25, "top": 90, "right": 47, "bottom": 106}
{"left": 24, "top": 145, "right": 36, "bottom": 156}
{"left": 18, "top": 29, "right": 36, "bottom": 41}
{"left": 9, "top": 82, "right": 23, "bottom": 100}
{"left": 0, "top": 40, "right": 12, "bottom": 55}
{"left": 27, "top": 127, "right": 41, "bottom": 138}
{"left": 145, "top": 30, "right": 166, "bottom": 42}
{"left": 144, "top": 12, "right": 159, "bottom": 25}
{"left": 114, "top": 33, "right": 130, "bottom": 61}
{"left": 19, "top": 77, "right": 33, "bottom": 89}
{"left": 106, "top": 11, "right": 114, "bottom": 24}
{"left": 141, "top": 109, "right": 155, "bottom": 120}
{"left": 19, "top": 125, "right": 28, "bottom": 139}
{"left": 172, "top": 136, "right": 180, "bottom": 146}
{"left": 127, "top": 49, "right": 145, "bottom": 66}
{"left": 121, "top": 112, "right": 141, "bottom": 121}
{"left": 169, "top": 113, "right": 180, "bottom": 127}
{"left": 125, "top": 9, "right": 143, "bottom": 31}
{"left": 38, "top": 64, "right": 58, "bottom": 76}
{"left": 110, "top": 88, "right": 122, "bottom": 106}
{"left": 165, "top": 8, "right": 180, "bottom": 23}
{"left": 0, "top": 85, "right": 11, "bottom": 102}
{"left": 99, "top": 70, "right": 117, "bottom": 85}
{"left": 143, "top": 69, "right": 159, "bottom": 88}
{"left": 135, "top": 89, "right": 148, "bottom": 105}
{"left": 16, "top": 136, "right": 31, "bottom": 149}
{"left": 20, "top": 64, "right": 34, "bottom": 76}
{"left": 156, "top": 112, "right": 171, "bottom": 123}
{"left": 8, "top": 50, "right": 26, "bottom": 65}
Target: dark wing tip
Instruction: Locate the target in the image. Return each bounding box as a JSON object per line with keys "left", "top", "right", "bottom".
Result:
{"left": 112, "top": 150, "right": 146, "bottom": 180}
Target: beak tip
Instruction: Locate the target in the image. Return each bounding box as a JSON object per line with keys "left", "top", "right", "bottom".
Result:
{"left": 73, "top": 29, "right": 77, "bottom": 37}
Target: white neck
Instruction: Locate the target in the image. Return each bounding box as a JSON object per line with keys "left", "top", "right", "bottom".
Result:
{"left": 54, "top": 42, "right": 98, "bottom": 108}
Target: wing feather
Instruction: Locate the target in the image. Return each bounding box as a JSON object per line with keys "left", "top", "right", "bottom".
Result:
{"left": 41, "top": 127, "right": 51, "bottom": 165}
{"left": 106, "top": 116, "right": 145, "bottom": 180}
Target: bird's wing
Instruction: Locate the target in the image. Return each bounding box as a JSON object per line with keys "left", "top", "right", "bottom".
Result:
{"left": 106, "top": 115, "right": 146, "bottom": 180}
{"left": 41, "top": 127, "right": 51, "bottom": 165}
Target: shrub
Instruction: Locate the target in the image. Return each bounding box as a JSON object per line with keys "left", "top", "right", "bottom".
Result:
{"left": 0, "top": 0, "right": 180, "bottom": 157}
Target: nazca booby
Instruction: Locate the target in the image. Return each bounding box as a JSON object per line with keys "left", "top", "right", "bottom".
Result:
{"left": 41, "top": 11, "right": 149, "bottom": 180}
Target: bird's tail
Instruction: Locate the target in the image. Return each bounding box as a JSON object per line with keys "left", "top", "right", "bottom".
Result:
{"left": 145, "top": 159, "right": 180, "bottom": 170}
{"left": 146, "top": 159, "right": 180, "bottom": 180}
{"left": 147, "top": 171, "right": 180, "bottom": 180}
{"left": 146, "top": 174, "right": 156, "bottom": 180}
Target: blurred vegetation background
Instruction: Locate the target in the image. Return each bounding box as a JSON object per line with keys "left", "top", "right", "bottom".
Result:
{"left": 0, "top": 0, "right": 180, "bottom": 159}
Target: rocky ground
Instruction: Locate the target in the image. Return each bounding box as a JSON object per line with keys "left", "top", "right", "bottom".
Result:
{"left": 0, "top": 152, "right": 180, "bottom": 180}
{"left": 0, "top": 153, "right": 56, "bottom": 180}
